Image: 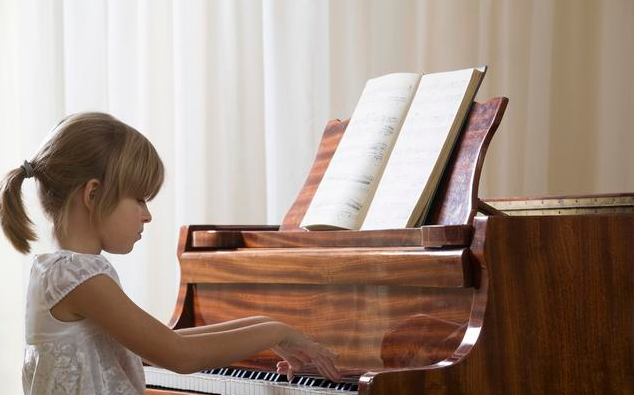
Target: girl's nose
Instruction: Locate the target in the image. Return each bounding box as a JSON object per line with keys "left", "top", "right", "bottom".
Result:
{"left": 143, "top": 206, "right": 152, "bottom": 223}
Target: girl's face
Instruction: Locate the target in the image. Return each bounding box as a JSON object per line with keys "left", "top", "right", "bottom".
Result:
{"left": 98, "top": 197, "right": 152, "bottom": 254}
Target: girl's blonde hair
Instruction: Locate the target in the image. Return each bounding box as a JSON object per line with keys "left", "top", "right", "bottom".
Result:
{"left": 0, "top": 112, "right": 164, "bottom": 254}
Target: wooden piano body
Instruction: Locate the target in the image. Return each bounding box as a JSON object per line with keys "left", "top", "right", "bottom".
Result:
{"left": 146, "top": 97, "right": 634, "bottom": 394}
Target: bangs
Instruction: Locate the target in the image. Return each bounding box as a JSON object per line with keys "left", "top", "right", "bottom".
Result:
{"left": 118, "top": 133, "right": 165, "bottom": 201}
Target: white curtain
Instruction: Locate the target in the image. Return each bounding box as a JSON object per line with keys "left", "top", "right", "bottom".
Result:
{"left": 1, "top": 0, "right": 633, "bottom": 392}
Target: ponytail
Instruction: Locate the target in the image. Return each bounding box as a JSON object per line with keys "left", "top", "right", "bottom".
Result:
{"left": 0, "top": 164, "right": 38, "bottom": 254}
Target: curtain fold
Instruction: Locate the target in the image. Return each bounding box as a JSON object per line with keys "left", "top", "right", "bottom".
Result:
{"left": 1, "top": 1, "right": 633, "bottom": 392}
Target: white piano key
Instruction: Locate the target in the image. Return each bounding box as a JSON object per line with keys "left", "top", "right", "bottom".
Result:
{"left": 233, "top": 377, "right": 241, "bottom": 395}
{"left": 169, "top": 370, "right": 176, "bottom": 388}
{"left": 194, "top": 374, "right": 200, "bottom": 392}
{"left": 204, "top": 375, "right": 210, "bottom": 392}
{"left": 228, "top": 378, "right": 234, "bottom": 395}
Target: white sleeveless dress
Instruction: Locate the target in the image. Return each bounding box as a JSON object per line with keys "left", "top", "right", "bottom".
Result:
{"left": 22, "top": 250, "right": 145, "bottom": 395}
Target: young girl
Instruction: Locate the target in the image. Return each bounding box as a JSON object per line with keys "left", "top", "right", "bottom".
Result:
{"left": 0, "top": 113, "right": 340, "bottom": 394}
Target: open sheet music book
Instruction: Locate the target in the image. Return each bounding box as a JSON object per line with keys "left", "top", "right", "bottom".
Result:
{"left": 300, "top": 66, "right": 487, "bottom": 231}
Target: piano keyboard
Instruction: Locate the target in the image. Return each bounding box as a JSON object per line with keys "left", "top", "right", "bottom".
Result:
{"left": 144, "top": 366, "right": 359, "bottom": 395}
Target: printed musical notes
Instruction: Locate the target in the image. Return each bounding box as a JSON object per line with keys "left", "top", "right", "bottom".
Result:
{"left": 361, "top": 67, "right": 486, "bottom": 230}
{"left": 300, "top": 73, "right": 420, "bottom": 230}
{"left": 300, "top": 66, "right": 486, "bottom": 231}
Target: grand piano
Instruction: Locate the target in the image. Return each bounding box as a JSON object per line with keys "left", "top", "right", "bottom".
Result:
{"left": 145, "top": 97, "right": 634, "bottom": 394}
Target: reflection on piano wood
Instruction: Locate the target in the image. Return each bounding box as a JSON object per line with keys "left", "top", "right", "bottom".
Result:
{"left": 148, "top": 98, "right": 634, "bottom": 394}
{"left": 145, "top": 366, "right": 358, "bottom": 394}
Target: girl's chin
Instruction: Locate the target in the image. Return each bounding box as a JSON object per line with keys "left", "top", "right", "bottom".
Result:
{"left": 103, "top": 243, "right": 136, "bottom": 255}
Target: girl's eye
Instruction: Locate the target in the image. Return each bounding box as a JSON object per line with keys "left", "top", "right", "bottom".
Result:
{"left": 137, "top": 198, "right": 146, "bottom": 204}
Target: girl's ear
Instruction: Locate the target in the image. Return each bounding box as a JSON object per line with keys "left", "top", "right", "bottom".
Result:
{"left": 82, "top": 178, "right": 101, "bottom": 211}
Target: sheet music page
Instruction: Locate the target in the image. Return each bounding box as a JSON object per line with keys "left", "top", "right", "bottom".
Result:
{"left": 360, "top": 68, "right": 483, "bottom": 230}
{"left": 300, "top": 73, "right": 421, "bottom": 230}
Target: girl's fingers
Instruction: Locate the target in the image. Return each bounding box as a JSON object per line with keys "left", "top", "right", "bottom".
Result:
{"left": 286, "top": 356, "right": 304, "bottom": 372}
{"left": 314, "top": 353, "right": 341, "bottom": 382}
{"left": 276, "top": 360, "right": 296, "bottom": 381}
{"left": 275, "top": 340, "right": 341, "bottom": 382}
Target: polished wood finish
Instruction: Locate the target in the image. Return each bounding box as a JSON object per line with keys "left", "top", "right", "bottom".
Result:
{"left": 178, "top": 244, "right": 471, "bottom": 288}
{"left": 360, "top": 214, "right": 634, "bottom": 394}
{"left": 163, "top": 209, "right": 634, "bottom": 394}
{"left": 424, "top": 97, "right": 508, "bottom": 226}
{"left": 190, "top": 224, "right": 472, "bottom": 249}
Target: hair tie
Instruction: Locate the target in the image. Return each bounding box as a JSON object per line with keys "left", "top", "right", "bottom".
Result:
{"left": 21, "top": 160, "right": 34, "bottom": 179}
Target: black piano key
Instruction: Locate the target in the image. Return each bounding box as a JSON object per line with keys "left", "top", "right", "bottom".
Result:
{"left": 311, "top": 378, "right": 324, "bottom": 387}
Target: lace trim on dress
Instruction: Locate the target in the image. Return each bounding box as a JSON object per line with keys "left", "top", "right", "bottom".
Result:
{"left": 23, "top": 332, "right": 145, "bottom": 395}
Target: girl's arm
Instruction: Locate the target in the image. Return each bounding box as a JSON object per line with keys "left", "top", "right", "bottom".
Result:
{"left": 58, "top": 274, "right": 340, "bottom": 381}
{"left": 175, "top": 316, "right": 275, "bottom": 336}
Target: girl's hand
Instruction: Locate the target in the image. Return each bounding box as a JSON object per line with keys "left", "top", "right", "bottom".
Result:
{"left": 272, "top": 326, "right": 341, "bottom": 383}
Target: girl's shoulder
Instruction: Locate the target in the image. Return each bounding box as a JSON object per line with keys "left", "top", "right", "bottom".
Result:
{"left": 32, "top": 250, "right": 121, "bottom": 310}
{"left": 34, "top": 249, "right": 110, "bottom": 267}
